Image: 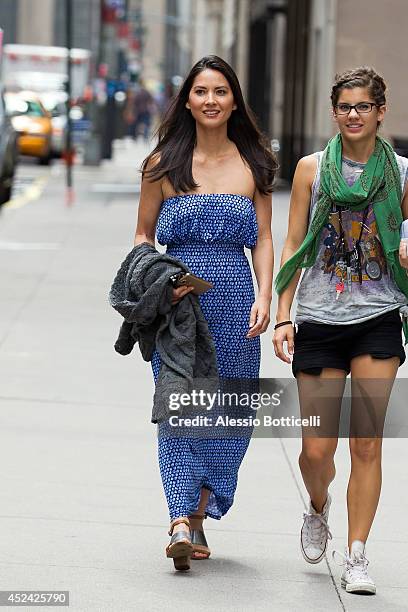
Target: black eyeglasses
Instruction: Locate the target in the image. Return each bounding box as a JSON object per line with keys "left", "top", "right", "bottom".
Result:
{"left": 334, "top": 102, "right": 379, "bottom": 115}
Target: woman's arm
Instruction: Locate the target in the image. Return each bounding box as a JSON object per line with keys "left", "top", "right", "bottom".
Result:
{"left": 134, "top": 159, "right": 194, "bottom": 303}
{"left": 247, "top": 189, "right": 273, "bottom": 338}
{"left": 399, "top": 184, "right": 408, "bottom": 269}
{"left": 134, "top": 157, "right": 164, "bottom": 246}
{"left": 273, "top": 155, "right": 316, "bottom": 362}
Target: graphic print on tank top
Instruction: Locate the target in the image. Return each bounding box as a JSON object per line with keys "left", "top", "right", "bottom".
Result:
{"left": 321, "top": 203, "right": 388, "bottom": 284}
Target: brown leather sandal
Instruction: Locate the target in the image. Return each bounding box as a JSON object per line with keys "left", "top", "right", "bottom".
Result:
{"left": 189, "top": 514, "right": 211, "bottom": 560}
{"left": 165, "top": 517, "right": 193, "bottom": 571}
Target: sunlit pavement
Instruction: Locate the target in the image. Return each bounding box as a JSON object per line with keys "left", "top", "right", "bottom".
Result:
{"left": 0, "top": 139, "right": 407, "bottom": 612}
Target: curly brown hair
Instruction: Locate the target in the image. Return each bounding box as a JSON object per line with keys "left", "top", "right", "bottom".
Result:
{"left": 331, "top": 67, "right": 387, "bottom": 128}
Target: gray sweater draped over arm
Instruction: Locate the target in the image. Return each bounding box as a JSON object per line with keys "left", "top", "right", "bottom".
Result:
{"left": 109, "top": 242, "right": 218, "bottom": 423}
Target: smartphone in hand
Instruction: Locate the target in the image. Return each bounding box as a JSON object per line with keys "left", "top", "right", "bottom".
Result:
{"left": 170, "top": 272, "right": 213, "bottom": 295}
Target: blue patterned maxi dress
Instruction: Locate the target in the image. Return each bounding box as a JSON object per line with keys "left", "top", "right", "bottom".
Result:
{"left": 152, "top": 193, "right": 260, "bottom": 520}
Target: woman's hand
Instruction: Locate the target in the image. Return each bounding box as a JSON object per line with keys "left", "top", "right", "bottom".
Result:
{"left": 246, "top": 296, "right": 271, "bottom": 338}
{"left": 399, "top": 240, "right": 408, "bottom": 270}
{"left": 273, "top": 322, "right": 295, "bottom": 363}
{"left": 171, "top": 285, "right": 194, "bottom": 305}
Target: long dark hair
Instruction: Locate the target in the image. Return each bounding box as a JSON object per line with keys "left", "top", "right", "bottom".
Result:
{"left": 142, "top": 55, "right": 278, "bottom": 195}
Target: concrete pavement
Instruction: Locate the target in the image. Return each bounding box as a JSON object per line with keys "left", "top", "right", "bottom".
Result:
{"left": 0, "top": 140, "right": 407, "bottom": 611}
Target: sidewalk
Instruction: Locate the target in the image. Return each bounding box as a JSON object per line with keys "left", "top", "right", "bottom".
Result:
{"left": 0, "top": 140, "right": 407, "bottom": 611}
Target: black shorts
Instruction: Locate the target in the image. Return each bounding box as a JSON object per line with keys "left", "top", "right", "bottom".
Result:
{"left": 292, "top": 308, "right": 406, "bottom": 377}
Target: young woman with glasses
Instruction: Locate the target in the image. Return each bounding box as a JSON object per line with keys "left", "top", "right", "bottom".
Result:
{"left": 273, "top": 67, "right": 408, "bottom": 594}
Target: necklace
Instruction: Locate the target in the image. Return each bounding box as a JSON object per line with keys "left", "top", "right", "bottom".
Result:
{"left": 333, "top": 205, "right": 369, "bottom": 297}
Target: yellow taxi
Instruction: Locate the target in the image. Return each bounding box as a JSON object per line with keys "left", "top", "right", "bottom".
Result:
{"left": 4, "top": 91, "right": 52, "bottom": 164}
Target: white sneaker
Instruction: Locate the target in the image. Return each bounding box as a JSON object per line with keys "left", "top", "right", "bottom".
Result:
{"left": 300, "top": 493, "right": 332, "bottom": 564}
{"left": 333, "top": 542, "right": 376, "bottom": 595}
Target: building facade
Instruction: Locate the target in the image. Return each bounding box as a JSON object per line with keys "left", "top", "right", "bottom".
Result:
{"left": 0, "top": 0, "right": 19, "bottom": 45}
{"left": 136, "top": 0, "right": 166, "bottom": 88}
{"left": 163, "top": 0, "right": 249, "bottom": 85}
{"left": 247, "top": 0, "right": 408, "bottom": 179}
{"left": 3, "top": 0, "right": 407, "bottom": 176}
{"left": 248, "top": 0, "right": 313, "bottom": 179}
{"left": 54, "top": 0, "right": 101, "bottom": 68}
{"left": 0, "top": 0, "right": 102, "bottom": 75}
{"left": 334, "top": 0, "right": 408, "bottom": 146}
{"left": 162, "top": 0, "right": 314, "bottom": 178}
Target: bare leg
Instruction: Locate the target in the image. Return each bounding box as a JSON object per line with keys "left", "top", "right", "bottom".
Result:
{"left": 348, "top": 355, "right": 399, "bottom": 548}
{"left": 171, "top": 487, "right": 210, "bottom": 533}
{"left": 297, "top": 368, "right": 346, "bottom": 511}
{"left": 189, "top": 487, "right": 211, "bottom": 559}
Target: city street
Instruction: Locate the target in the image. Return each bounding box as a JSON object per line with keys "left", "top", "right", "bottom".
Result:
{"left": 0, "top": 142, "right": 408, "bottom": 612}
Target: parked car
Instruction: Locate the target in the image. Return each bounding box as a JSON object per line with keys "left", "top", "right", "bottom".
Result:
{"left": 4, "top": 91, "right": 52, "bottom": 164}
{"left": 0, "top": 87, "right": 18, "bottom": 205}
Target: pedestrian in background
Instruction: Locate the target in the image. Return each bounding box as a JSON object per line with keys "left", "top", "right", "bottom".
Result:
{"left": 134, "top": 55, "right": 277, "bottom": 571}
{"left": 154, "top": 79, "right": 175, "bottom": 119}
{"left": 124, "top": 79, "right": 155, "bottom": 141}
{"left": 273, "top": 67, "right": 408, "bottom": 595}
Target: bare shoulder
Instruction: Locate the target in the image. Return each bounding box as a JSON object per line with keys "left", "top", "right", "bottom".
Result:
{"left": 294, "top": 154, "right": 318, "bottom": 185}
{"left": 141, "top": 152, "right": 166, "bottom": 197}
{"left": 143, "top": 151, "right": 161, "bottom": 172}
{"left": 288, "top": 154, "right": 317, "bottom": 221}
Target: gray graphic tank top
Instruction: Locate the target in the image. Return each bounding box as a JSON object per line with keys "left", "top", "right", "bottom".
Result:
{"left": 296, "top": 153, "right": 408, "bottom": 325}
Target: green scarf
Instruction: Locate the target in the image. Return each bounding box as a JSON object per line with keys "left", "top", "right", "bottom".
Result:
{"left": 275, "top": 134, "right": 408, "bottom": 341}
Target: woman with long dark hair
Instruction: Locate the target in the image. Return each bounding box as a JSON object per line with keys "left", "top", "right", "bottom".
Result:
{"left": 273, "top": 67, "right": 408, "bottom": 594}
{"left": 134, "top": 55, "right": 277, "bottom": 570}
